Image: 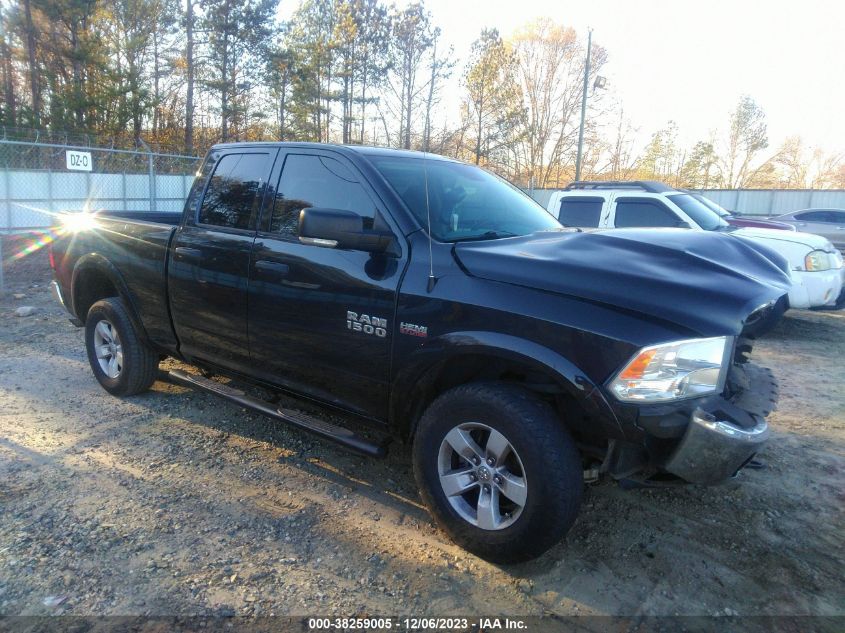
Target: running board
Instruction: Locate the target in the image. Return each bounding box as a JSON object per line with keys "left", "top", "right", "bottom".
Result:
{"left": 167, "top": 369, "right": 387, "bottom": 458}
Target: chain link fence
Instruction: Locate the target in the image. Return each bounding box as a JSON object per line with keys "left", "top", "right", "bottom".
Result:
{"left": 0, "top": 139, "right": 201, "bottom": 232}
{"left": 0, "top": 138, "right": 201, "bottom": 292}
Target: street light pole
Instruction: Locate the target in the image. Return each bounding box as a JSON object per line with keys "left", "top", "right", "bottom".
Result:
{"left": 574, "top": 28, "right": 593, "bottom": 182}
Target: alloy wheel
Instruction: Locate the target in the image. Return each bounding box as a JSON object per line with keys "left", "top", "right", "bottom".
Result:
{"left": 437, "top": 422, "right": 528, "bottom": 530}
{"left": 93, "top": 319, "right": 123, "bottom": 379}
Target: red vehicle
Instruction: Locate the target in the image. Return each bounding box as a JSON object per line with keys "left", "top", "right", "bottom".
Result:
{"left": 687, "top": 193, "right": 796, "bottom": 231}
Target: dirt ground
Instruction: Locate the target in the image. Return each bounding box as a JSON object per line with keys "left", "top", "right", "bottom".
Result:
{"left": 1, "top": 236, "right": 843, "bottom": 620}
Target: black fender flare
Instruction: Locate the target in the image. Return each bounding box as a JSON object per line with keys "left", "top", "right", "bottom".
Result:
{"left": 70, "top": 253, "right": 152, "bottom": 345}
{"left": 390, "top": 330, "right": 622, "bottom": 440}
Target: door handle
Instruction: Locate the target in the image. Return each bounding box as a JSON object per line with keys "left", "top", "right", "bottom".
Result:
{"left": 254, "top": 260, "right": 290, "bottom": 276}
{"left": 174, "top": 247, "right": 202, "bottom": 262}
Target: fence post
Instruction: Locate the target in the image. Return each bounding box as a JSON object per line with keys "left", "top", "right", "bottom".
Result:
{"left": 3, "top": 162, "right": 9, "bottom": 232}
{"left": 138, "top": 138, "right": 155, "bottom": 211}
{"left": 1, "top": 165, "right": 9, "bottom": 293}
{"left": 47, "top": 166, "right": 53, "bottom": 217}
{"left": 149, "top": 153, "right": 156, "bottom": 211}
{"left": 85, "top": 168, "right": 91, "bottom": 212}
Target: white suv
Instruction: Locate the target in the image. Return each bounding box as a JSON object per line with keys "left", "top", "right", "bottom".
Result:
{"left": 546, "top": 181, "right": 845, "bottom": 310}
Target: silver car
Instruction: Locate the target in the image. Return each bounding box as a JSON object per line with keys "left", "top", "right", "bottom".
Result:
{"left": 771, "top": 209, "right": 845, "bottom": 254}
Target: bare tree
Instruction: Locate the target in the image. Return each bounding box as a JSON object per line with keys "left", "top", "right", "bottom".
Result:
{"left": 382, "top": 2, "right": 435, "bottom": 149}
{"left": 510, "top": 19, "right": 606, "bottom": 188}
{"left": 184, "top": 0, "right": 196, "bottom": 153}
{"left": 20, "top": 0, "right": 40, "bottom": 125}
{"left": 0, "top": 13, "right": 17, "bottom": 125}
{"left": 463, "top": 29, "right": 522, "bottom": 166}
{"left": 768, "top": 136, "right": 845, "bottom": 188}
{"left": 718, "top": 95, "right": 769, "bottom": 187}
{"left": 421, "top": 28, "right": 453, "bottom": 152}
{"left": 606, "top": 106, "right": 639, "bottom": 179}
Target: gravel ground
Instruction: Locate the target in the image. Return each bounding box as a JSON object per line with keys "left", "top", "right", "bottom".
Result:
{"left": 0, "top": 237, "right": 843, "bottom": 619}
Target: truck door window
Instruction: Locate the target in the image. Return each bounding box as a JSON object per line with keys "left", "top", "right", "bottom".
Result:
{"left": 183, "top": 153, "right": 217, "bottom": 218}
{"left": 558, "top": 197, "right": 603, "bottom": 227}
{"left": 197, "top": 153, "right": 269, "bottom": 230}
{"left": 614, "top": 199, "right": 679, "bottom": 228}
{"left": 270, "top": 154, "right": 376, "bottom": 236}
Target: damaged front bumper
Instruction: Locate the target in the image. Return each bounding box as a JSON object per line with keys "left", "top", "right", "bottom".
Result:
{"left": 608, "top": 362, "right": 778, "bottom": 486}
{"left": 663, "top": 362, "right": 778, "bottom": 484}
{"left": 663, "top": 408, "right": 768, "bottom": 484}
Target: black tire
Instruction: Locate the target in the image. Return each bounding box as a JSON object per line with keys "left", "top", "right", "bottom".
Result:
{"left": 85, "top": 297, "right": 159, "bottom": 396}
{"left": 413, "top": 382, "right": 583, "bottom": 564}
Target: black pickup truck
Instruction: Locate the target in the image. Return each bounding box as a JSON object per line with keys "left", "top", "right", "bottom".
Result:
{"left": 51, "top": 143, "right": 789, "bottom": 562}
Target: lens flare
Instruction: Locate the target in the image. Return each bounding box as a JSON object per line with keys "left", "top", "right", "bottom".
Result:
{"left": 7, "top": 229, "right": 63, "bottom": 261}
{"left": 59, "top": 212, "right": 98, "bottom": 233}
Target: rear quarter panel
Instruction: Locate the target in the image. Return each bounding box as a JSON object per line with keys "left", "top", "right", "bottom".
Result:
{"left": 55, "top": 215, "right": 179, "bottom": 350}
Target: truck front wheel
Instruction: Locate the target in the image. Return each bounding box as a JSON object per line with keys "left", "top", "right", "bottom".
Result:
{"left": 413, "top": 382, "right": 583, "bottom": 563}
{"left": 85, "top": 298, "right": 159, "bottom": 396}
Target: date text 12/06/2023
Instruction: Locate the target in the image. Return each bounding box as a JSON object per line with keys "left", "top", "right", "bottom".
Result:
{"left": 307, "top": 617, "right": 528, "bottom": 630}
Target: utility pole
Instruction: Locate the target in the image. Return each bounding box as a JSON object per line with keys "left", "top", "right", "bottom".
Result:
{"left": 574, "top": 28, "right": 592, "bottom": 182}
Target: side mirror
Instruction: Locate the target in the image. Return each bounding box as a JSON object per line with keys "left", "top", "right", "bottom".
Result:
{"left": 298, "top": 207, "right": 394, "bottom": 253}
{"left": 674, "top": 220, "right": 691, "bottom": 228}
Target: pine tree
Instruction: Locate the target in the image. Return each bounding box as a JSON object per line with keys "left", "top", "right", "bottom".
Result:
{"left": 203, "top": 0, "right": 276, "bottom": 142}
{"left": 382, "top": 2, "right": 436, "bottom": 149}
{"left": 463, "top": 29, "right": 522, "bottom": 166}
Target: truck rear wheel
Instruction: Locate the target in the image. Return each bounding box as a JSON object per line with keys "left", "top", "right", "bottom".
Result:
{"left": 413, "top": 382, "right": 583, "bottom": 563}
{"left": 85, "top": 298, "right": 159, "bottom": 396}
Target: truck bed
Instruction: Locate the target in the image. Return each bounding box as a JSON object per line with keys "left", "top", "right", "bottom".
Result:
{"left": 52, "top": 211, "right": 180, "bottom": 351}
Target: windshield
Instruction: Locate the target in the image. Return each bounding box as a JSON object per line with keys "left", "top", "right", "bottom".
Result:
{"left": 369, "top": 155, "right": 561, "bottom": 241}
{"left": 692, "top": 193, "right": 731, "bottom": 218}
{"left": 667, "top": 194, "right": 730, "bottom": 231}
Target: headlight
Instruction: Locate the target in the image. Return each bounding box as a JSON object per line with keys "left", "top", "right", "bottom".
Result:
{"left": 804, "top": 250, "right": 833, "bottom": 272}
{"left": 609, "top": 336, "right": 731, "bottom": 402}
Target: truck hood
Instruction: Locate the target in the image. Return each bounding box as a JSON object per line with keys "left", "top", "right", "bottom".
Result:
{"left": 454, "top": 228, "right": 792, "bottom": 337}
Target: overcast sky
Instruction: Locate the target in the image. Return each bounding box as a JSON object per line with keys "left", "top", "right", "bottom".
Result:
{"left": 282, "top": 0, "right": 845, "bottom": 154}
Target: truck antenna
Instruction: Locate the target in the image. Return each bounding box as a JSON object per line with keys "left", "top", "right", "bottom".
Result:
{"left": 423, "top": 151, "right": 437, "bottom": 293}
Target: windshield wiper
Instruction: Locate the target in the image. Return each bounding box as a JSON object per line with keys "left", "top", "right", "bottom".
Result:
{"left": 450, "top": 230, "right": 519, "bottom": 243}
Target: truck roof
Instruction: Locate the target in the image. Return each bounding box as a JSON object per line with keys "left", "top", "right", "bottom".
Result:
{"left": 208, "top": 141, "right": 460, "bottom": 163}
{"left": 564, "top": 180, "right": 675, "bottom": 193}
